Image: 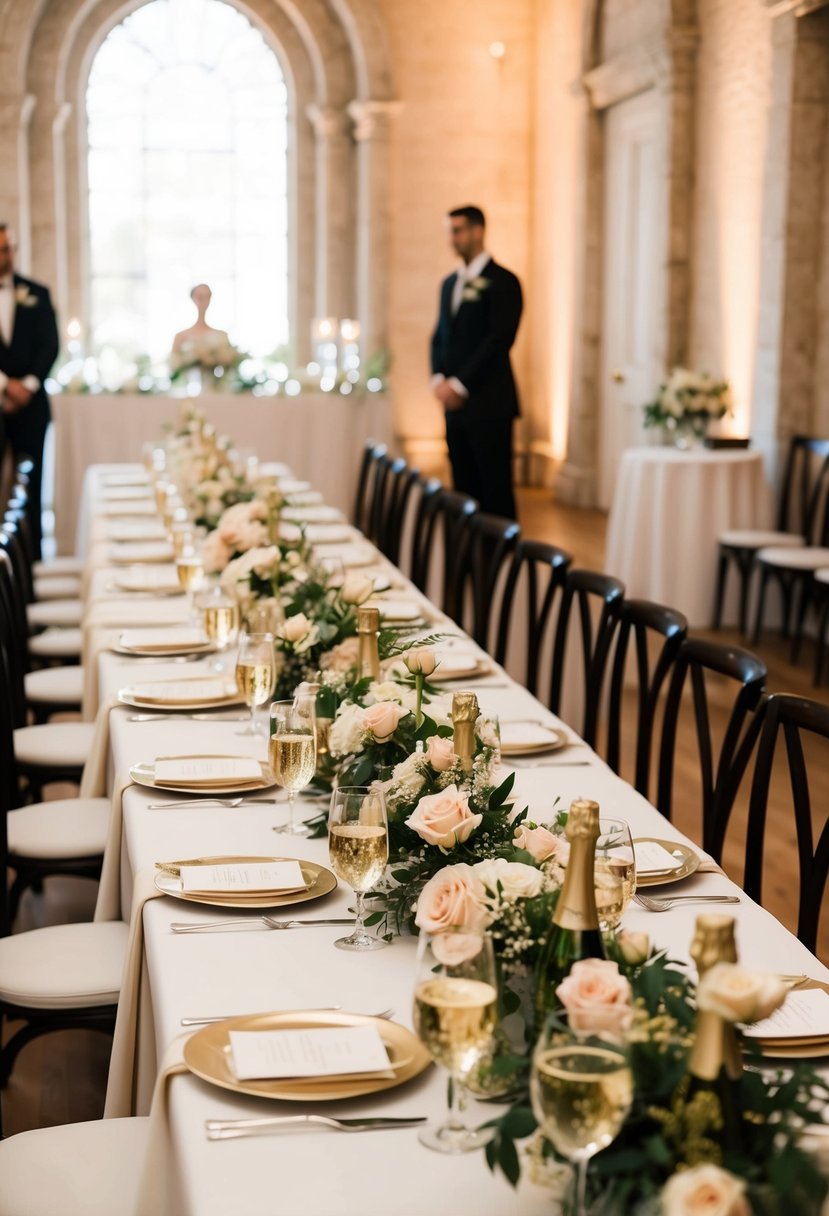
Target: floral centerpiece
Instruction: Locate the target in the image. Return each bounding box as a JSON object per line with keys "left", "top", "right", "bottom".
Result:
{"left": 169, "top": 333, "right": 242, "bottom": 388}
{"left": 643, "top": 367, "right": 731, "bottom": 448}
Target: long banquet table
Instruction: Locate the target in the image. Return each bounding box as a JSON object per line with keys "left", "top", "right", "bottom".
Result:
{"left": 76, "top": 463, "right": 829, "bottom": 1215}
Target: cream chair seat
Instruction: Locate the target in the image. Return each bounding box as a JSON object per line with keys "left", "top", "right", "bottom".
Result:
{"left": 24, "top": 664, "right": 84, "bottom": 706}
{"left": 7, "top": 798, "right": 109, "bottom": 859}
{"left": 28, "top": 627, "right": 82, "bottom": 660}
{"left": 32, "top": 555, "right": 84, "bottom": 579}
{"left": 0, "top": 1117, "right": 149, "bottom": 1216}
{"left": 0, "top": 921, "right": 128, "bottom": 1010}
{"left": 32, "top": 575, "right": 82, "bottom": 600}
{"left": 13, "top": 721, "right": 95, "bottom": 768}
{"left": 718, "top": 528, "right": 804, "bottom": 550}
{"left": 27, "top": 598, "right": 83, "bottom": 629}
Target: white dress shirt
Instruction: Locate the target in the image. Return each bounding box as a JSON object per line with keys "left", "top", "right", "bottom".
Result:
{"left": 0, "top": 277, "right": 42, "bottom": 396}
{"left": 432, "top": 251, "right": 492, "bottom": 400}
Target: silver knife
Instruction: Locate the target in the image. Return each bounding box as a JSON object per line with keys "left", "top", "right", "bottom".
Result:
{"left": 206, "top": 1115, "right": 427, "bottom": 1139}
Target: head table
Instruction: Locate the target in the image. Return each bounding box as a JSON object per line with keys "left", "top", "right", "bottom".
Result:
{"left": 70, "top": 463, "right": 828, "bottom": 1215}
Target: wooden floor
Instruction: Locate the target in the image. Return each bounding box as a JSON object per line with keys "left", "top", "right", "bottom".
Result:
{"left": 4, "top": 487, "right": 828, "bottom": 1135}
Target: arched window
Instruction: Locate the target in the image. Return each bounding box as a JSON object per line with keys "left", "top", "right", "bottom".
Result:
{"left": 86, "top": 0, "right": 288, "bottom": 363}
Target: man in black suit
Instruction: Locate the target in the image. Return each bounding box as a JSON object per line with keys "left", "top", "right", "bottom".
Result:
{"left": 430, "top": 205, "right": 522, "bottom": 519}
{"left": 0, "top": 224, "right": 59, "bottom": 558}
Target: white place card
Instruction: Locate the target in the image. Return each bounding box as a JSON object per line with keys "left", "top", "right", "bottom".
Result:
{"left": 283, "top": 490, "right": 323, "bottom": 506}
{"left": 500, "top": 722, "right": 559, "bottom": 747}
{"left": 179, "top": 861, "right": 306, "bottom": 895}
{"left": 120, "top": 628, "right": 209, "bottom": 650}
{"left": 107, "top": 522, "right": 167, "bottom": 542}
{"left": 110, "top": 542, "right": 175, "bottom": 562}
{"left": 745, "top": 989, "right": 829, "bottom": 1040}
{"left": 131, "top": 679, "right": 235, "bottom": 703}
{"left": 229, "top": 1026, "right": 393, "bottom": 1081}
{"left": 313, "top": 542, "right": 375, "bottom": 568}
{"left": 101, "top": 486, "right": 153, "bottom": 501}
{"left": 367, "top": 599, "right": 422, "bottom": 621}
{"left": 633, "top": 841, "right": 684, "bottom": 874}
{"left": 433, "top": 652, "right": 482, "bottom": 674}
{"left": 102, "top": 472, "right": 150, "bottom": 488}
{"left": 115, "top": 568, "right": 180, "bottom": 592}
{"left": 304, "top": 523, "right": 352, "bottom": 543}
{"left": 281, "top": 505, "right": 343, "bottom": 523}
{"left": 101, "top": 501, "right": 156, "bottom": 516}
{"left": 276, "top": 478, "right": 310, "bottom": 493}
{"left": 154, "top": 757, "right": 262, "bottom": 785}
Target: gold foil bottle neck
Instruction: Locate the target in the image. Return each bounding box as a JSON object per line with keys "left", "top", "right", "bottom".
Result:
{"left": 451, "top": 690, "right": 479, "bottom": 724}
{"left": 357, "top": 606, "right": 381, "bottom": 634}
{"left": 691, "top": 914, "right": 737, "bottom": 979}
{"left": 564, "top": 799, "right": 601, "bottom": 843}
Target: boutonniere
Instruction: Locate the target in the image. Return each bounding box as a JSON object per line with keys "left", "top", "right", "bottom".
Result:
{"left": 461, "top": 277, "right": 490, "bottom": 303}
{"left": 14, "top": 286, "right": 38, "bottom": 308}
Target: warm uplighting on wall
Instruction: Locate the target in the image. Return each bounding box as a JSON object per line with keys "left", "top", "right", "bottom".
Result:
{"left": 489, "top": 41, "right": 506, "bottom": 60}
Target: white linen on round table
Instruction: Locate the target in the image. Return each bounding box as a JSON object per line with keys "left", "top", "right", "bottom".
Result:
{"left": 605, "top": 447, "right": 772, "bottom": 626}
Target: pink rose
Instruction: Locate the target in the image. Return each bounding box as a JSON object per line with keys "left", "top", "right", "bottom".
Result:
{"left": 201, "top": 530, "right": 233, "bottom": 573}
{"left": 362, "top": 700, "right": 409, "bottom": 742}
{"left": 415, "top": 864, "right": 489, "bottom": 934}
{"left": 661, "top": 1165, "right": 751, "bottom": 1216}
{"left": 513, "top": 823, "right": 570, "bottom": 865}
{"left": 404, "top": 648, "right": 438, "bottom": 676}
{"left": 406, "top": 784, "right": 483, "bottom": 848}
{"left": 697, "top": 963, "right": 788, "bottom": 1024}
{"left": 319, "top": 637, "right": 360, "bottom": 672}
{"left": 426, "top": 735, "right": 455, "bottom": 772}
{"left": 340, "top": 573, "right": 374, "bottom": 605}
{"left": 617, "top": 930, "right": 650, "bottom": 966}
{"left": 557, "top": 959, "right": 633, "bottom": 1037}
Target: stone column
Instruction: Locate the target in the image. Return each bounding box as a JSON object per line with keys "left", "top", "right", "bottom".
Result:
{"left": 306, "top": 103, "right": 353, "bottom": 322}
{"left": 0, "top": 92, "right": 25, "bottom": 236}
{"left": 346, "top": 98, "right": 401, "bottom": 363}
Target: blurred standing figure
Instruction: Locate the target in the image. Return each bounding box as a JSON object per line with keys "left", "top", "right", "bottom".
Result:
{"left": 0, "top": 224, "right": 59, "bottom": 558}
{"left": 430, "top": 205, "right": 522, "bottom": 519}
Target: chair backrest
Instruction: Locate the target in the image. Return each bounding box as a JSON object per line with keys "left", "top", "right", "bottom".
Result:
{"left": 656, "top": 637, "right": 767, "bottom": 861}
{"left": 0, "top": 523, "right": 34, "bottom": 641}
{"left": 408, "top": 477, "right": 443, "bottom": 591}
{"left": 494, "top": 539, "right": 572, "bottom": 697}
{"left": 453, "top": 513, "right": 521, "bottom": 649}
{"left": 383, "top": 462, "right": 421, "bottom": 567}
{"left": 0, "top": 639, "right": 16, "bottom": 936}
{"left": 743, "top": 693, "right": 829, "bottom": 953}
{"left": 0, "top": 546, "right": 27, "bottom": 729}
{"left": 775, "top": 436, "right": 829, "bottom": 543}
{"left": 602, "top": 599, "right": 688, "bottom": 797}
{"left": 550, "top": 569, "right": 625, "bottom": 745}
{"left": 352, "top": 441, "right": 386, "bottom": 534}
{"left": 410, "top": 487, "right": 478, "bottom": 617}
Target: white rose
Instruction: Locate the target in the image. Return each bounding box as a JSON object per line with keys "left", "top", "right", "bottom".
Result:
{"left": 280, "top": 612, "right": 312, "bottom": 644}
{"left": 696, "top": 964, "right": 788, "bottom": 1025}
{"left": 365, "top": 681, "right": 406, "bottom": 706}
{"left": 512, "top": 823, "right": 569, "bottom": 865}
{"left": 426, "top": 735, "right": 455, "bottom": 773}
{"left": 557, "top": 959, "right": 633, "bottom": 1037}
{"left": 328, "top": 703, "right": 367, "bottom": 756}
{"left": 404, "top": 648, "right": 437, "bottom": 677}
{"left": 405, "top": 784, "right": 483, "bottom": 848}
{"left": 202, "top": 530, "right": 233, "bottom": 574}
{"left": 248, "top": 546, "right": 282, "bottom": 577}
{"left": 340, "top": 573, "right": 375, "bottom": 605}
{"left": 660, "top": 1165, "right": 751, "bottom": 1216}
{"left": 473, "top": 858, "right": 544, "bottom": 902}
{"left": 415, "top": 864, "right": 489, "bottom": 933}
{"left": 362, "top": 700, "right": 409, "bottom": 742}
{"left": 477, "top": 717, "right": 500, "bottom": 748}
{"left": 617, "top": 930, "right": 650, "bottom": 967}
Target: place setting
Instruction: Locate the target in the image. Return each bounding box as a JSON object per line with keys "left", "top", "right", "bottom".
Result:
{"left": 113, "top": 626, "right": 217, "bottom": 658}
{"left": 154, "top": 855, "right": 338, "bottom": 910}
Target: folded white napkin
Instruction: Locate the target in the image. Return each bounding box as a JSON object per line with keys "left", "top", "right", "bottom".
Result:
{"left": 313, "top": 542, "right": 375, "bottom": 568}
{"left": 101, "top": 500, "right": 156, "bottom": 516}
{"left": 101, "top": 486, "right": 154, "bottom": 501}
{"left": 111, "top": 542, "right": 175, "bottom": 564}
{"left": 500, "top": 722, "right": 561, "bottom": 749}
{"left": 281, "top": 505, "right": 344, "bottom": 523}
{"left": 114, "top": 568, "right": 180, "bottom": 592}
{"left": 107, "top": 522, "right": 168, "bottom": 542}
{"left": 369, "top": 599, "right": 422, "bottom": 621}
{"left": 119, "top": 628, "right": 209, "bottom": 651}
{"left": 126, "top": 678, "right": 235, "bottom": 704}
{"left": 433, "top": 652, "right": 484, "bottom": 676}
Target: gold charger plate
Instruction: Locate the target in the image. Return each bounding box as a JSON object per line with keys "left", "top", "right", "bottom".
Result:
{"left": 110, "top": 547, "right": 175, "bottom": 565}
{"left": 154, "top": 855, "right": 336, "bottom": 908}
{"left": 183, "top": 1010, "right": 431, "bottom": 1102}
{"left": 633, "top": 837, "right": 701, "bottom": 888}
{"left": 113, "top": 641, "right": 216, "bottom": 658}
{"left": 501, "top": 725, "right": 569, "bottom": 757}
{"left": 130, "top": 755, "right": 275, "bottom": 796}
{"left": 756, "top": 1041, "right": 829, "bottom": 1059}
{"left": 431, "top": 658, "right": 494, "bottom": 682}
{"left": 118, "top": 680, "right": 243, "bottom": 710}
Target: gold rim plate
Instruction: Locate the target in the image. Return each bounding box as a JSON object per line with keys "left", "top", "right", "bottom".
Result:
{"left": 183, "top": 1010, "right": 431, "bottom": 1102}
{"left": 431, "top": 659, "right": 493, "bottom": 683}
{"left": 118, "top": 683, "right": 243, "bottom": 710}
{"left": 501, "top": 726, "right": 569, "bottom": 756}
{"left": 113, "top": 642, "right": 217, "bottom": 658}
{"left": 154, "top": 856, "right": 336, "bottom": 908}
{"left": 633, "top": 837, "right": 701, "bottom": 887}
{"left": 110, "top": 551, "right": 175, "bottom": 565}
{"left": 130, "top": 756, "right": 275, "bottom": 795}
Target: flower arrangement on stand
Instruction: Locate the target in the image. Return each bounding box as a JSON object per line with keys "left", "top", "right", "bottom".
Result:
{"left": 643, "top": 368, "right": 732, "bottom": 448}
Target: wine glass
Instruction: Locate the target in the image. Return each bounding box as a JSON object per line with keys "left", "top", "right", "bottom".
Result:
{"left": 327, "top": 786, "right": 388, "bottom": 952}
{"left": 530, "top": 1014, "right": 633, "bottom": 1216}
{"left": 594, "top": 818, "right": 636, "bottom": 931}
{"left": 197, "top": 584, "right": 239, "bottom": 672}
{"left": 270, "top": 700, "right": 315, "bottom": 836}
{"left": 234, "top": 631, "right": 276, "bottom": 737}
{"left": 413, "top": 927, "right": 498, "bottom": 1154}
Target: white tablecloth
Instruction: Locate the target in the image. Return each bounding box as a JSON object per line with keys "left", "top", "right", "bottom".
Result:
{"left": 77, "top": 464, "right": 827, "bottom": 1214}
{"left": 605, "top": 447, "right": 772, "bottom": 627}
{"left": 51, "top": 391, "right": 392, "bottom": 556}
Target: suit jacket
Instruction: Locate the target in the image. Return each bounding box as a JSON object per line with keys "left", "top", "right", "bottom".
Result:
{"left": 0, "top": 273, "right": 59, "bottom": 408}
{"left": 430, "top": 257, "right": 522, "bottom": 421}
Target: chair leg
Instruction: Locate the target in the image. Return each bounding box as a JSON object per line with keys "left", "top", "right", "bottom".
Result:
{"left": 737, "top": 553, "right": 754, "bottom": 638}
{"left": 790, "top": 578, "right": 811, "bottom": 665}
{"left": 752, "top": 567, "right": 771, "bottom": 644}
{"left": 814, "top": 596, "right": 829, "bottom": 686}
{"left": 712, "top": 551, "right": 728, "bottom": 630}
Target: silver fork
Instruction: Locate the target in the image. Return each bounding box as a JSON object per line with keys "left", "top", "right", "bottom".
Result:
{"left": 147, "top": 797, "right": 279, "bottom": 809}
{"left": 170, "top": 916, "right": 356, "bottom": 933}
{"left": 634, "top": 893, "right": 741, "bottom": 913}
{"left": 206, "top": 1114, "right": 426, "bottom": 1140}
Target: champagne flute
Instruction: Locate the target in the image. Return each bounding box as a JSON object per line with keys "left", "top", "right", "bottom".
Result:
{"left": 235, "top": 631, "right": 276, "bottom": 737}
{"left": 594, "top": 818, "right": 636, "bottom": 930}
{"left": 197, "top": 584, "right": 239, "bottom": 672}
{"left": 327, "top": 786, "right": 388, "bottom": 952}
{"left": 413, "top": 927, "right": 498, "bottom": 1154}
{"left": 530, "top": 1014, "right": 633, "bottom": 1215}
{"left": 270, "top": 701, "right": 315, "bottom": 836}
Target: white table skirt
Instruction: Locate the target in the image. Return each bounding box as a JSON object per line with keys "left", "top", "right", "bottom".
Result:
{"left": 605, "top": 447, "right": 772, "bottom": 627}
{"left": 51, "top": 391, "right": 392, "bottom": 556}
{"left": 78, "top": 464, "right": 828, "bottom": 1214}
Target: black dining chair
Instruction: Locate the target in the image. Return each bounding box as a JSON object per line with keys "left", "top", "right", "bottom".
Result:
{"left": 352, "top": 440, "right": 387, "bottom": 536}
{"left": 410, "top": 487, "right": 478, "bottom": 620}
{"left": 602, "top": 599, "right": 688, "bottom": 798}
{"left": 379, "top": 461, "right": 420, "bottom": 568}
{"left": 406, "top": 476, "right": 443, "bottom": 590}
{"left": 713, "top": 435, "right": 829, "bottom": 635}
{"left": 655, "top": 637, "right": 767, "bottom": 863}
{"left": 453, "top": 513, "right": 521, "bottom": 650}
{"left": 494, "top": 539, "right": 572, "bottom": 698}
{"left": 549, "top": 569, "right": 625, "bottom": 747}
{"left": 742, "top": 694, "right": 829, "bottom": 954}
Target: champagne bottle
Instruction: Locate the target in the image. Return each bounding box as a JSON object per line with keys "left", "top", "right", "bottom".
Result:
{"left": 264, "top": 486, "right": 283, "bottom": 546}
{"left": 357, "top": 606, "right": 381, "bottom": 681}
{"left": 451, "top": 691, "right": 479, "bottom": 774}
{"left": 685, "top": 914, "right": 742, "bottom": 1153}
{"left": 533, "top": 799, "right": 605, "bottom": 1028}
